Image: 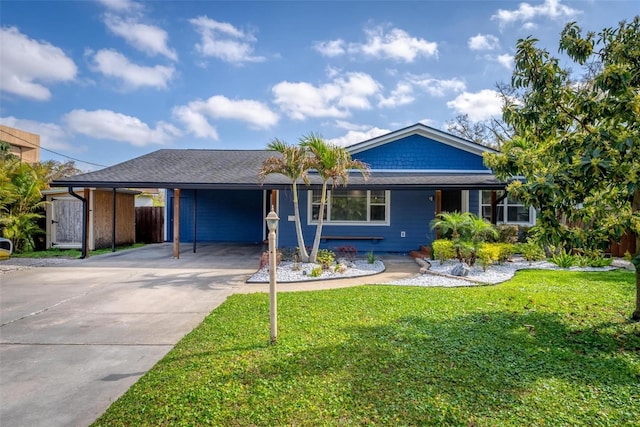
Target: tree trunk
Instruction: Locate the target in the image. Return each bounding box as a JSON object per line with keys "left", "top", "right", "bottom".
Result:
{"left": 632, "top": 188, "right": 640, "bottom": 321}
{"left": 291, "top": 181, "right": 309, "bottom": 262}
{"left": 309, "top": 181, "right": 327, "bottom": 263}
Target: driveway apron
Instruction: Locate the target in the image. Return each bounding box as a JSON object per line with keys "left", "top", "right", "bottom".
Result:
{"left": 0, "top": 243, "right": 262, "bottom": 427}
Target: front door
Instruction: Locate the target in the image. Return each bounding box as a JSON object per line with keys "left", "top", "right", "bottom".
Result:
{"left": 440, "top": 190, "right": 462, "bottom": 213}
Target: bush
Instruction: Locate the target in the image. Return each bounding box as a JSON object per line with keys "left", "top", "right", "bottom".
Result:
{"left": 550, "top": 251, "right": 576, "bottom": 268}
{"left": 478, "top": 243, "right": 516, "bottom": 268}
{"left": 316, "top": 249, "right": 336, "bottom": 270}
{"left": 366, "top": 251, "right": 376, "bottom": 264}
{"left": 496, "top": 224, "right": 519, "bottom": 244}
{"left": 432, "top": 239, "right": 456, "bottom": 264}
{"left": 310, "top": 266, "right": 323, "bottom": 277}
{"left": 259, "top": 251, "right": 282, "bottom": 269}
{"left": 336, "top": 245, "right": 357, "bottom": 262}
{"left": 477, "top": 244, "right": 500, "bottom": 271}
{"left": 518, "top": 241, "right": 545, "bottom": 263}
{"left": 575, "top": 250, "right": 613, "bottom": 268}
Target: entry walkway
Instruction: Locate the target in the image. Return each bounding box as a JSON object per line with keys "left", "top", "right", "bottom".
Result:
{"left": 0, "top": 243, "right": 418, "bottom": 427}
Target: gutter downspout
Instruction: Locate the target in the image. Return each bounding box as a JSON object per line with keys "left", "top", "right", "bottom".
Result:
{"left": 68, "top": 187, "right": 88, "bottom": 259}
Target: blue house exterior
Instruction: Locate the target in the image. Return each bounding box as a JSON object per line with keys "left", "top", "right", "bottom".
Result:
{"left": 54, "top": 123, "right": 534, "bottom": 256}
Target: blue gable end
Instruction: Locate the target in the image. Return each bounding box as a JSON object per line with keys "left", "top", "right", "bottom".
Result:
{"left": 353, "top": 134, "right": 488, "bottom": 171}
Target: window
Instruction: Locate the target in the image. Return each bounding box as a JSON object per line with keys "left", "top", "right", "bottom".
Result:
{"left": 480, "top": 190, "right": 533, "bottom": 224}
{"left": 309, "top": 190, "right": 390, "bottom": 225}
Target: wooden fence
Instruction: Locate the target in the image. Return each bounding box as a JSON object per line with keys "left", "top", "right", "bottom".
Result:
{"left": 135, "top": 207, "right": 164, "bottom": 243}
{"left": 609, "top": 231, "right": 637, "bottom": 258}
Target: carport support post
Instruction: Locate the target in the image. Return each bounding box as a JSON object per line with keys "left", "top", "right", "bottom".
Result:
{"left": 112, "top": 188, "right": 117, "bottom": 252}
{"left": 173, "top": 189, "right": 180, "bottom": 259}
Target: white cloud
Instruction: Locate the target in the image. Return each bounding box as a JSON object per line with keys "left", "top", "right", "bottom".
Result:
{"left": 492, "top": 0, "right": 581, "bottom": 28}
{"left": 468, "top": 34, "right": 500, "bottom": 51}
{"left": 378, "top": 81, "right": 414, "bottom": 108}
{"left": 190, "top": 16, "right": 265, "bottom": 64}
{"left": 64, "top": 109, "right": 180, "bottom": 146}
{"left": 173, "top": 95, "right": 278, "bottom": 139}
{"left": 446, "top": 89, "right": 503, "bottom": 121}
{"left": 172, "top": 106, "right": 219, "bottom": 140}
{"left": 272, "top": 72, "right": 381, "bottom": 120}
{"left": 313, "top": 39, "right": 346, "bottom": 57}
{"left": 349, "top": 25, "right": 438, "bottom": 62}
{"left": 91, "top": 49, "right": 174, "bottom": 89}
{"left": 407, "top": 75, "right": 466, "bottom": 97}
{"left": 496, "top": 53, "right": 514, "bottom": 70}
{"left": 174, "top": 95, "right": 278, "bottom": 134}
{"left": 104, "top": 14, "right": 177, "bottom": 60}
{"left": 0, "top": 116, "right": 72, "bottom": 151}
{"left": 97, "top": 0, "right": 142, "bottom": 13}
{"left": 0, "top": 27, "right": 77, "bottom": 101}
{"left": 327, "top": 127, "right": 390, "bottom": 147}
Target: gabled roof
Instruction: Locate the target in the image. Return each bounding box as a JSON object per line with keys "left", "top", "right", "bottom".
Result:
{"left": 347, "top": 122, "right": 498, "bottom": 157}
{"left": 51, "top": 125, "right": 505, "bottom": 190}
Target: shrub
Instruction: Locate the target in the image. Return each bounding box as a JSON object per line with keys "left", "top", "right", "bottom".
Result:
{"left": 259, "top": 251, "right": 282, "bottom": 269}
{"left": 432, "top": 239, "right": 456, "bottom": 264}
{"left": 366, "top": 250, "right": 376, "bottom": 264}
{"left": 496, "top": 243, "right": 516, "bottom": 264}
{"left": 575, "top": 250, "right": 613, "bottom": 268}
{"left": 477, "top": 243, "right": 515, "bottom": 268}
{"left": 550, "top": 251, "right": 576, "bottom": 268}
{"left": 477, "top": 244, "right": 500, "bottom": 271}
{"left": 310, "top": 266, "right": 323, "bottom": 277}
{"left": 316, "top": 249, "right": 336, "bottom": 270}
{"left": 334, "top": 263, "right": 347, "bottom": 274}
{"left": 336, "top": 245, "right": 357, "bottom": 262}
{"left": 518, "top": 241, "right": 545, "bottom": 263}
{"left": 496, "top": 224, "right": 519, "bottom": 244}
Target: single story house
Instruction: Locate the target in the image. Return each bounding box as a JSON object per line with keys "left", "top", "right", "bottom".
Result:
{"left": 52, "top": 123, "right": 534, "bottom": 257}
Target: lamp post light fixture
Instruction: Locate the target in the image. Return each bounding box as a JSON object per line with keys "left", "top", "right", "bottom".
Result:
{"left": 266, "top": 207, "right": 279, "bottom": 344}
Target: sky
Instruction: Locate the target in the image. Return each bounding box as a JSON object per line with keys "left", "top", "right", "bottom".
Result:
{"left": 0, "top": 0, "right": 637, "bottom": 171}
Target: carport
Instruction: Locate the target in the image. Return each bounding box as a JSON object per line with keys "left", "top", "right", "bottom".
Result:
{"left": 52, "top": 149, "right": 290, "bottom": 259}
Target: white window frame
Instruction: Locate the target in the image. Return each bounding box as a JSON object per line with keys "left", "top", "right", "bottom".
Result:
{"left": 479, "top": 190, "right": 536, "bottom": 226}
{"left": 307, "top": 189, "right": 391, "bottom": 226}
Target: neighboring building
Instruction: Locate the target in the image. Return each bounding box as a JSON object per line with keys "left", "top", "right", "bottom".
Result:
{"left": 0, "top": 125, "right": 40, "bottom": 163}
{"left": 43, "top": 188, "right": 138, "bottom": 250}
{"left": 51, "top": 124, "right": 532, "bottom": 255}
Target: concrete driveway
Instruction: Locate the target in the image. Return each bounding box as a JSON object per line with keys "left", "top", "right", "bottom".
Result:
{"left": 0, "top": 243, "right": 263, "bottom": 427}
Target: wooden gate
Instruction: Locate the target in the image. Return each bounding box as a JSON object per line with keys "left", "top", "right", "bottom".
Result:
{"left": 51, "top": 197, "right": 83, "bottom": 248}
{"left": 135, "top": 207, "right": 164, "bottom": 243}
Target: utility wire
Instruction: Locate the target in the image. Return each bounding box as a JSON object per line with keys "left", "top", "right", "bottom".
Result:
{"left": 0, "top": 128, "right": 108, "bottom": 168}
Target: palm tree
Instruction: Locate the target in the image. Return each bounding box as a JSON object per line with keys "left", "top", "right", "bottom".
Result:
{"left": 429, "top": 211, "right": 472, "bottom": 240}
{"left": 301, "top": 133, "right": 370, "bottom": 263}
{"left": 259, "top": 139, "right": 312, "bottom": 262}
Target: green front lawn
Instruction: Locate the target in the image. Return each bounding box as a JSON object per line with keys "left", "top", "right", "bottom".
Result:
{"left": 94, "top": 270, "right": 639, "bottom": 426}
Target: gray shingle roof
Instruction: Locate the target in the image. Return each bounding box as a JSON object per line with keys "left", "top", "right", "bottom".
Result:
{"left": 52, "top": 149, "right": 505, "bottom": 190}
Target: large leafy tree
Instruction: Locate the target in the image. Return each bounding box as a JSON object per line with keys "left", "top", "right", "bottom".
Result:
{"left": 1, "top": 153, "right": 81, "bottom": 252}
{"left": 301, "top": 134, "right": 370, "bottom": 263}
{"left": 484, "top": 17, "right": 640, "bottom": 320}
{"left": 259, "top": 139, "right": 313, "bottom": 262}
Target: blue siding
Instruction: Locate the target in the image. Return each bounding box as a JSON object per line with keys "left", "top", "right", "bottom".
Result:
{"left": 167, "top": 189, "right": 263, "bottom": 243}
{"left": 353, "top": 134, "right": 487, "bottom": 170}
{"left": 278, "top": 189, "right": 438, "bottom": 254}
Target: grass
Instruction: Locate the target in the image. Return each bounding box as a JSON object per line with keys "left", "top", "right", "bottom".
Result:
{"left": 12, "top": 243, "right": 145, "bottom": 259}
{"left": 93, "top": 270, "right": 639, "bottom": 426}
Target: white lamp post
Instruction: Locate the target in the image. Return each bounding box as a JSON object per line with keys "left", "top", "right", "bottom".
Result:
{"left": 265, "top": 207, "right": 279, "bottom": 344}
